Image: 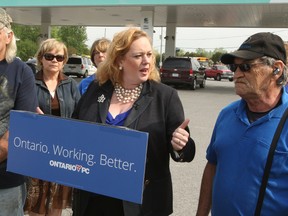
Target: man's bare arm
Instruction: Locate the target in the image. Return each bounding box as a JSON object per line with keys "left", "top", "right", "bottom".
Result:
{"left": 0, "top": 131, "right": 9, "bottom": 163}
{"left": 196, "top": 162, "right": 216, "bottom": 216}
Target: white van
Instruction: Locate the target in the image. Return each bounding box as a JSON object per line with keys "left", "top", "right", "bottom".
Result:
{"left": 63, "top": 55, "right": 96, "bottom": 78}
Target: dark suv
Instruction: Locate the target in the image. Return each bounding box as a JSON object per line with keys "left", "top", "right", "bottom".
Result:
{"left": 160, "top": 57, "right": 206, "bottom": 90}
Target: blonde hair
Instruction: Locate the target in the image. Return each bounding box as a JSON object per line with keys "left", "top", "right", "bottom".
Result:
{"left": 36, "top": 38, "right": 68, "bottom": 71}
{"left": 97, "top": 28, "right": 160, "bottom": 85}
{"left": 3, "top": 27, "right": 17, "bottom": 63}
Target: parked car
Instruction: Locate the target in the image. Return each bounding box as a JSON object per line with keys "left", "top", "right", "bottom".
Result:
{"left": 26, "top": 57, "right": 37, "bottom": 74}
{"left": 160, "top": 56, "right": 205, "bottom": 90}
{"left": 63, "top": 55, "right": 96, "bottom": 78}
{"left": 205, "top": 64, "right": 234, "bottom": 81}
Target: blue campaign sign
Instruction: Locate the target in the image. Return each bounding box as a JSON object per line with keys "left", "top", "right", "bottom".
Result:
{"left": 7, "top": 110, "right": 148, "bottom": 204}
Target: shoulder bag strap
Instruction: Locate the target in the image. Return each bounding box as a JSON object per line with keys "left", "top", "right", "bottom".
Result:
{"left": 254, "top": 107, "right": 288, "bottom": 216}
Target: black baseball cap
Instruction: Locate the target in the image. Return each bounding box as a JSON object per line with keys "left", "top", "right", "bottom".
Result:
{"left": 221, "top": 32, "right": 287, "bottom": 65}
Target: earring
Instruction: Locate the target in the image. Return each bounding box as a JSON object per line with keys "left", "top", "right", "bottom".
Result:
{"left": 119, "top": 66, "right": 123, "bottom": 70}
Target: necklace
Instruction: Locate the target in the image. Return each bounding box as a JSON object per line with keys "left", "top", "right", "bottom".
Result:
{"left": 115, "top": 83, "right": 143, "bottom": 103}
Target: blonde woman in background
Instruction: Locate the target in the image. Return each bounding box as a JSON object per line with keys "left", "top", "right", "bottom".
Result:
{"left": 24, "top": 38, "right": 80, "bottom": 216}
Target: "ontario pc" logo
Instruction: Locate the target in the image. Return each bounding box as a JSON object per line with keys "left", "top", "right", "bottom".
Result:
{"left": 49, "top": 160, "right": 90, "bottom": 174}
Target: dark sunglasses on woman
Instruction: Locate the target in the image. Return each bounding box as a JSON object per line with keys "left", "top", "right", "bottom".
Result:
{"left": 43, "top": 53, "right": 65, "bottom": 62}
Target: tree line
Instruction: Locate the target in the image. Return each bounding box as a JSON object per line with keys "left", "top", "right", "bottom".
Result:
{"left": 13, "top": 24, "right": 89, "bottom": 61}
{"left": 13, "top": 24, "right": 228, "bottom": 65}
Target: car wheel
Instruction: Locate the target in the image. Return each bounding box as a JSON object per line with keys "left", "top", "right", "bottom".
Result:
{"left": 200, "top": 79, "right": 205, "bottom": 88}
{"left": 216, "top": 74, "right": 221, "bottom": 81}
{"left": 229, "top": 77, "right": 233, "bottom": 82}
{"left": 191, "top": 78, "right": 197, "bottom": 90}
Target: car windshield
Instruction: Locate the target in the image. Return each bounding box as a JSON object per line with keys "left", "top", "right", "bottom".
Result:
{"left": 67, "top": 58, "right": 81, "bottom": 64}
{"left": 163, "top": 59, "right": 190, "bottom": 69}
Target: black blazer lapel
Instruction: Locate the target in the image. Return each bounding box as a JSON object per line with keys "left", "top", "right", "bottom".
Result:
{"left": 124, "top": 82, "right": 153, "bottom": 127}
{"left": 97, "top": 81, "right": 113, "bottom": 123}
{"left": 98, "top": 98, "right": 110, "bottom": 123}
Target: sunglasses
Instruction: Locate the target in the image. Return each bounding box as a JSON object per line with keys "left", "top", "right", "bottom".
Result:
{"left": 229, "top": 62, "right": 263, "bottom": 72}
{"left": 43, "top": 53, "right": 65, "bottom": 62}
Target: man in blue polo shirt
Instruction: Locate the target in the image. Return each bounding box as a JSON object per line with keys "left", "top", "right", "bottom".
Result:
{"left": 196, "top": 32, "right": 288, "bottom": 215}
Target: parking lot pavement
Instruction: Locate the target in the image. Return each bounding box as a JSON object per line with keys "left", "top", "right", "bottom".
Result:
{"left": 170, "top": 80, "right": 239, "bottom": 215}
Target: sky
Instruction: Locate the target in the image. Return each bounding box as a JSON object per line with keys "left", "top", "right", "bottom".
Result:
{"left": 86, "top": 26, "right": 288, "bottom": 53}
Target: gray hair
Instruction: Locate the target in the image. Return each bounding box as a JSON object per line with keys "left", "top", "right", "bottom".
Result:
{"left": 259, "top": 56, "right": 287, "bottom": 86}
{"left": 2, "top": 26, "right": 17, "bottom": 63}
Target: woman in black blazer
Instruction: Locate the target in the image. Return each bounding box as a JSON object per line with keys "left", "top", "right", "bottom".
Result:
{"left": 72, "top": 28, "right": 196, "bottom": 216}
